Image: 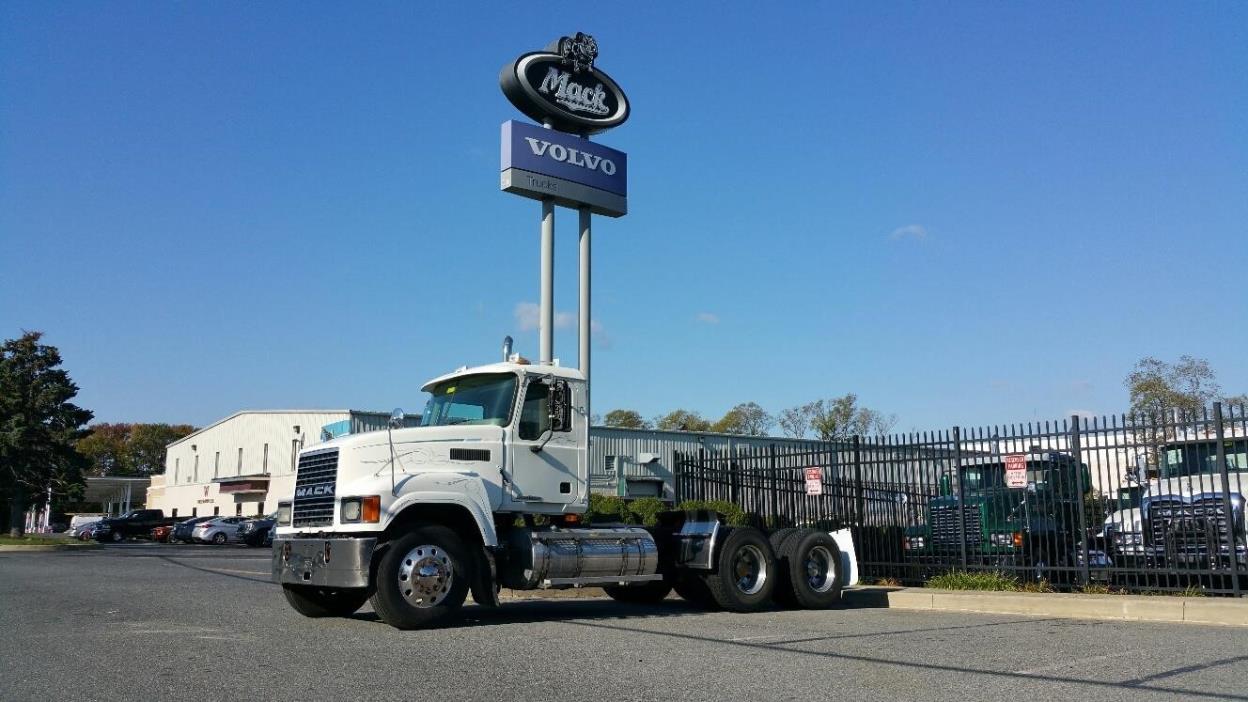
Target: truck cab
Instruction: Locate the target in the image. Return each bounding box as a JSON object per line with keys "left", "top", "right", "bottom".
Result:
{"left": 1129, "top": 438, "right": 1247, "bottom": 569}
{"left": 904, "top": 451, "right": 1091, "bottom": 577}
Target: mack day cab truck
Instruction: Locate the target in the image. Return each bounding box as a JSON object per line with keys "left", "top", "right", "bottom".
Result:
{"left": 271, "top": 341, "right": 858, "bottom": 630}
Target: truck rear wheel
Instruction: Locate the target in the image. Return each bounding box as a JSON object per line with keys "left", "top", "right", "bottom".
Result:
{"left": 777, "top": 529, "right": 843, "bottom": 609}
{"left": 603, "top": 580, "right": 673, "bottom": 604}
{"left": 282, "top": 585, "right": 370, "bottom": 618}
{"left": 370, "top": 525, "right": 472, "bottom": 630}
{"left": 702, "top": 527, "right": 777, "bottom": 612}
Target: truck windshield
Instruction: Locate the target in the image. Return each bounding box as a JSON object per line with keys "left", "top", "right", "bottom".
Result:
{"left": 421, "top": 373, "right": 518, "bottom": 427}
{"left": 1162, "top": 440, "right": 1248, "bottom": 477}
{"left": 959, "top": 460, "right": 1072, "bottom": 492}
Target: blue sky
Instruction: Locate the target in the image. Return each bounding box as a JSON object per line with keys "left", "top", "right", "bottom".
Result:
{"left": 2, "top": 2, "right": 1246, "bottom": 432}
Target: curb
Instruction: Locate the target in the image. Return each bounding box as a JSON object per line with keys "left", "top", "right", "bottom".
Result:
{"left": 0, "top": 543, "right": 101, "bottom": 552}
{"left": 844, "top": 587, "right": 1248, "bottom": 627}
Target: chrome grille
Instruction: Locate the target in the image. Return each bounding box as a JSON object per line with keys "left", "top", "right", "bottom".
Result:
{"left": 292, "top": 448, "right": 338, "bottom": 527}
{"left": 1147, "top": 498, "right": 1232, "bottom": 554}
{"left": 930, "top": 504, "right": 981, "bottom": 546}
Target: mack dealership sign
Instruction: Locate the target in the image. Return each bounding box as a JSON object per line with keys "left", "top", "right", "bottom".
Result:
{"left": 500, "top": 120, "right": 627, "bottom": 216}
{"left": 500, "top": 33, "right": 629, "bottom": 135}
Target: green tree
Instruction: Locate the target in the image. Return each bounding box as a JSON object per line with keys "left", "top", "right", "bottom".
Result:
{"left": 602, "top": 409, "right": 651, "bottom": 430}
{"left": 1126, "top": 356, "right": 1220, "bottom": 423}
{"left": 0, "top": 332, "right": 93, "bottom": 537}
{"left": 779, "top": 395, "right": 896, "bottom": 441}
{"left": 654, "top": 409, "right": 713, "bottom": 432}
{"left": 77, "top": 423, "right": 132, "bottom": 476}
{"left": 128, "top": 423, "right": 195, "bottom": 476}
{"left": 712, "top": 402, "right": 774, "bottom": 436}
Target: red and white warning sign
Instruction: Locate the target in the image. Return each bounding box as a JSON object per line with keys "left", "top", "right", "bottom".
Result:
{"left": 1004, "top": 454, "right": 1028, "bottom": 489}
{"left": 805, "top": 467, "right": 823, "bottom": 496}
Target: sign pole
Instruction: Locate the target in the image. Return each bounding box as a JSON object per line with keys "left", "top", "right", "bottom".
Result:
{"left": 578, "top": 205, "right": 591, "bottom": 411}
{"left": 540, "top": 198, "right": 554, "bottom": 365}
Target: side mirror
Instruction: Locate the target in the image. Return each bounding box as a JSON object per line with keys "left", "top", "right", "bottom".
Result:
{"left": 389, "top": 408, "right": 405, "bottom": 429}
{"left": 939, "top": 474, "right": 952, "bottom": 497}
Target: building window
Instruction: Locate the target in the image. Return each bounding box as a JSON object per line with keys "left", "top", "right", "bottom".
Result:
{"left": 263, "top": 443, "right": 269, "bottom": 474}
{"left": 171, "top": 508, "right": 178, "bottom": 518}
{"left": 258, "top": 502, "right": 265, "bottom": 515}
{"left": 214, "top": 451, "right": 220, "bottom": 479}
{"left": 192, "top": 507, "right": 198, "bottom": 517}
{"left": 290, "top": 439, "right": 300, "bottom": 473}
{"left": 237, "top": 447, "right": 243, "bottom": 473}
{"left": 194, "top": 455, "right": 199, "bottom": 483}
{"left": 174, "top": 457, "right": 180, "bottom": 483}
{"left": 213, "top": 506, "right": 220, "bottom": 516}
{"left": 236, "top": 503, "right": 243, "bottom": 516}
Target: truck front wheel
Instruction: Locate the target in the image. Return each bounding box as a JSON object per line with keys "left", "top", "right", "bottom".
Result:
{"left": 282, "top": 585, "right": 370, "bottom": 618}
{"left": 371, "top": 525, "right": 472, "bottom": 630}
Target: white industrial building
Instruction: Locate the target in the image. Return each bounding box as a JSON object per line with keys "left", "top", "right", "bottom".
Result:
{"left": 147, "top": 410, "right": 419, "bottom": 519}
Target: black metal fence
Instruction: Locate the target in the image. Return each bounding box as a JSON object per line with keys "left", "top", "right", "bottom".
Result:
{"left": 673, "top": 403, "right": 1247, "bottom": 595}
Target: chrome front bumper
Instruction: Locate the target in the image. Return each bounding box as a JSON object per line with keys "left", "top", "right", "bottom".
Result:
{"left": 271, "top": 536, "right": 377, "bottom": 589}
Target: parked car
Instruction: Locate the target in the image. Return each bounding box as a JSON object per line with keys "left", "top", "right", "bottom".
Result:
{"left": 71, "top": 522, "right": 101, "bottom": 541}
{"left": 150, "top": 525, "right": 175, "bottom": 542}
{"left": 93, "top": 509, "right": 179, "bottom": 543}
{"left": 237, "top": 514, "right": 276, "bottom": 547}
{"left": 192, "top": 516, "right": 248, "bottom": 545}
{"left": 69, "top": 514, "right": 106, "bottom": 531}
{"left": 172, "top": 516, "right": 214, "bottom": 544}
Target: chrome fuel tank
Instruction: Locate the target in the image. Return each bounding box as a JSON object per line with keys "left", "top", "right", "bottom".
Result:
{"left": 502, "top": 526, "right": 661, "bottom": 589}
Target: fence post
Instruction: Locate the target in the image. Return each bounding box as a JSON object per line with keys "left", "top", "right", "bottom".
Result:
{"left": 1070, "top": 415, "right": 1090, "bottom": 587}
{"left": 1213, "top": 403, "right": 1242, "bottom": 597}
{"left": 769, "top": 443, "right": 779, "bottom": 527}
{"left": 953, "top": 426, "right": 966, "bottom": 570}
{"left": 852, "top": 436, "right": 864, "bottom": 525}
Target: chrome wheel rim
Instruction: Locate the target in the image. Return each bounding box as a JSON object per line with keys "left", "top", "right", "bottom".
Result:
{"left": 397, "top": 544, "right": 454, "bottom": 608}
{"left": 804, "top": 545, "right": 837, "bottom": 593}
{"left": 733, "top": 544, "right": 767, "bottom": 595}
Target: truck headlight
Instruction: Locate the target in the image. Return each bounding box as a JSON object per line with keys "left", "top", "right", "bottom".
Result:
{"left": 340, "top": 496, "right": 381, "bottom": 524}
{"left": 1112, "top": 531, "right": 1142, "bottom": 546}
{"left": 904, "top": 536, "right": 925, "bottom": 550}
{"left": 277, "top": 502, "right": 292, "bottom": 526}
{"left": 990, "top": 532, "right": 1022, "bottom": 547}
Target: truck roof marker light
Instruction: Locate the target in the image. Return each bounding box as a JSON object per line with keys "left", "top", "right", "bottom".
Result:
{"left": 1013, "top": 532, "right": 1023, "bottom": 548}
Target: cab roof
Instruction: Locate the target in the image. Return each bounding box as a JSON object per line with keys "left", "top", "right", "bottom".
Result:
{"left": 421, "top": 362, "right": 585, "bottom": 392}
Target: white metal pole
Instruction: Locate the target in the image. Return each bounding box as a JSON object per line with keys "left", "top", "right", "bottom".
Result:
{"left": 578, "top": 206, "right": 591, "bottom": 412}
{"left": 540, "top": 200, "right": 555, "bottom": 365}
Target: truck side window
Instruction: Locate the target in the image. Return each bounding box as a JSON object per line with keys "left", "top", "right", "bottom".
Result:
{"left": 519, "top": 381, "right": 550, "bottom": 441}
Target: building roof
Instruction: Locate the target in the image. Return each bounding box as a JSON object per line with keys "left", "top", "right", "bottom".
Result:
{"left": 165, "top": 409, "right": 386, "bottom": 449}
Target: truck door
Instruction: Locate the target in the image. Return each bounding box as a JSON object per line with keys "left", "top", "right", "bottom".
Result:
{"left": 507, "top": 376, "right": 583, "bottom": 507}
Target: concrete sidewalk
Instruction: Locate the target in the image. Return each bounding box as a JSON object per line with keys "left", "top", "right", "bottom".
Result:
{"left": 845, "top": 587, "right": 1248, "bottom": 627}
{"left": 498, "top": 585, "right": 1248, "bottom": 627}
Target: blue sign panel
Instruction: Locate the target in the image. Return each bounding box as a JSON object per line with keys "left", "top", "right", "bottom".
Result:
{"left": 501, "top": 120, "right": 627, "bottom": 197}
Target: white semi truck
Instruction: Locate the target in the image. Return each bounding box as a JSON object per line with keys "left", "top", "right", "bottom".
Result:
{"left": 272, "top": 343, "right": 857, "bottom": 629}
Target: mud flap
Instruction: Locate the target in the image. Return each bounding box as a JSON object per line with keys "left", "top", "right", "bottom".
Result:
{"left": 829, "top": 528, "right": 859, "bottom": 587}
{"left": 470, "top": 545, "right": 500, "bottom": 607}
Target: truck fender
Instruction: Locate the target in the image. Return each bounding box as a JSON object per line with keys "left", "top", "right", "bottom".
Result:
{"left": 385, "top": 488, "right": 499, "bottom": 547}
{"left": 829, "top": 528, "right": 859, "bottom": 587}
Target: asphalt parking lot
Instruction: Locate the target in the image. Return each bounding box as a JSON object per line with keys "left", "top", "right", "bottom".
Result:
{"left": 2, "top": 544, "right": 1247, "bottom": 702}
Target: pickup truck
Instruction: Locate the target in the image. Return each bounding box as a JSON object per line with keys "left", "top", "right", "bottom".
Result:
{"left": 93, "top": 509, "right": 179, "bottom": 542}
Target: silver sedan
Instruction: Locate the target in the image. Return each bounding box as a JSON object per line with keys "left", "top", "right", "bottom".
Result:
{"left": 192, "top": 516, "right": 248, "bottom": 545}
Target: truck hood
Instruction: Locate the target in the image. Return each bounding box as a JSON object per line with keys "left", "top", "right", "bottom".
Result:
{"left": 1144, "top": 473, "right": 1247, "bottom": 502}
{"left": 1103, "top": 508, "right": 1142, "bottom": 535}
{"left": 315, "top": 424, "right": 506, "bottom": 479}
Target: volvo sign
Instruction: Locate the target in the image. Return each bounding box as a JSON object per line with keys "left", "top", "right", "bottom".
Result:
{"left": 501, "top": 120, "right": 626, "bottom": 217}
{"left": 500, "top": 32, "right": 629, "bottom": 135}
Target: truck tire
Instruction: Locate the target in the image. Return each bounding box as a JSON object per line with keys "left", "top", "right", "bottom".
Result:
{"left": 282, "top": 585, "right": 370, "bottom": 618}
{"left": 777, "top": 529, "right": 843, "bottom": 609}
{"left": 768, "top": 528, "right": 802, "bottom": 607}
{"left": 604, "top": 580, "right": 673, "bottom": 604}
{"left": 702, "top": 527, "right": 777, "bottom": 612}
{"left": 673, "top": 574, "right": 719, "bottom": 609}
{"left": 370, "top": 525, "right": 472, "bottom": 630}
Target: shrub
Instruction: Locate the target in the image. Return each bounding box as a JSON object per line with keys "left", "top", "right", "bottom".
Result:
{"left": 586, "top": 494, "right": 631, "bottom": 525}
{"left": 676, "top": 499, "right": 749, "bottom": 526}
{"left": 627, "top": 497, "right": 667, "bottom": 527}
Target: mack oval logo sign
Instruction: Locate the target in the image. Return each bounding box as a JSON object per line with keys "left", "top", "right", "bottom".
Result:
{"left": 500, "top": 33, "right": 629, "bottom": 135}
